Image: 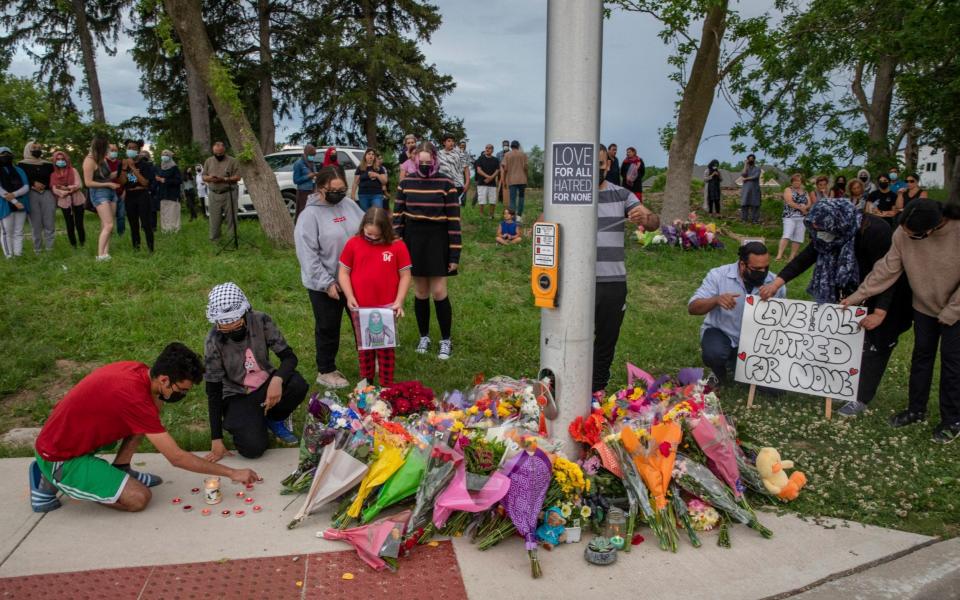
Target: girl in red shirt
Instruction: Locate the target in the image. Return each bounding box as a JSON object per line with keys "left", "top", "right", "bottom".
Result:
{"left": 338, "top": 208, "right": 412, "bottom": 385}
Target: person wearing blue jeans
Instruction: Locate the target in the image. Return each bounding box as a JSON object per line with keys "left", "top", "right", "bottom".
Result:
{"left": 688, "top": 242, "right": 786, "bottom": 385}
{"left": 352, "top": 149, "right": 388, "bottom": 212}
{"left": 509, "top": 184, "right": 526, "bottom": 218}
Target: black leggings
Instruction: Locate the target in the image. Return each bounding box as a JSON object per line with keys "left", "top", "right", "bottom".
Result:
{"left": 61, "top": 205, "right": 86, "bottom": 247}
{"left": 125, "top": 189, "right": 155, "bottom": 251}
{"left": 185, "top": 189, "right": 198, "bottom": 220}
{"left": 223, "top": 373, "right": 309, "bottom": 458}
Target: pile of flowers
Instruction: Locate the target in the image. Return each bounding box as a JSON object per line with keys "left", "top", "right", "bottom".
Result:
{"left": 638, "top": 212, "right": 723, "bottom": 250}
{"left": 284, "top": 368, "right": 784, "bottom": 578}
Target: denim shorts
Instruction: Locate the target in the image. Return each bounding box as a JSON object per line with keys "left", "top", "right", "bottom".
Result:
{"left": 90, "top": 188, "right": 117, "bottom": 207}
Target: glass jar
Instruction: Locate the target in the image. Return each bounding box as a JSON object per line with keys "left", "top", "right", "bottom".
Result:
{"left": 604, "top": 507, "right": 626, "bottom": 539}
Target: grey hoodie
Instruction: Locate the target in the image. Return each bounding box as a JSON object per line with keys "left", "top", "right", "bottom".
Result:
{"left": 295, "top": 194, "right": 365, "bottom": 292}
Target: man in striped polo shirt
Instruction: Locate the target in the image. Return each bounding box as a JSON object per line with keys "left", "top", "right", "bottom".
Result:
{"left": 593, "top": 146, "right": 660, "bottom": 394}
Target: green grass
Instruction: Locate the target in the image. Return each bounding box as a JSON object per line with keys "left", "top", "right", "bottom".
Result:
{"left": 1, "top": 192, "right": 957, "bottom": 537}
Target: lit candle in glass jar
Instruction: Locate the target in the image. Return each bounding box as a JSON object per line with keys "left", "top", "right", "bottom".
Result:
{"left": 204, "top": 477, "right": 222, "bottom": 505}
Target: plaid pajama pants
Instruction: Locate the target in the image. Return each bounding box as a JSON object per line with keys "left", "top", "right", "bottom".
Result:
{"left": 358, "top": 348, "right": 395, "bottom": 386}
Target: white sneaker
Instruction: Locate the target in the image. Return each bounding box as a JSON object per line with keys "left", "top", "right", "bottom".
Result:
{"left": 95, "top": 254, "right": 111, "bottom": 262}
{"left": 416, "top": 336, "right": 431, "bottom": 354}
{"left": 438, "top": 339, "right": 452, "bottom": 360}
{"left": 316, "top": 370, "right": 349, "bottom": 389}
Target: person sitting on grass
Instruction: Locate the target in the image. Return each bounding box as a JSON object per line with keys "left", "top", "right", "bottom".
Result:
{"left": 496, "top": 208, "right": 523, "bottom": 245}
{"left": 688, "top": 242, "right": 786, "bottom": 387}
{"left": 30, "top": 343, "right": 260, "bottom": 513}
{"left": 203, "top": 282, "right": 309, "bottom": 461}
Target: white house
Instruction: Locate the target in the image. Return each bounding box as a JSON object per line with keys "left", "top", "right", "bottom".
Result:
{"left": 898, "top": 145, "right": 946, "bottom": 188}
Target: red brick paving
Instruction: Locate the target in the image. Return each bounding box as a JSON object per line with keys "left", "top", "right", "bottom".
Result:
{"left": 0, "top": 542, "right": 466, "bottom": 600}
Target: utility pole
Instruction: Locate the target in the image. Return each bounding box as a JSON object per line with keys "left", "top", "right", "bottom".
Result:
{"left": 539, "top": 0, "right": 603, "bottom": 458}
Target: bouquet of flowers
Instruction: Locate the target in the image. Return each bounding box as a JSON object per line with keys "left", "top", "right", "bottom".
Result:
{"left": 406, "top": 435, "right": 459, "bottom": 534}
{"left": 282, "top": 392, "right": 360, "bottom": 495}
{"left": 501, "top": 448, "right": 553, "bottom": 578}
{"left": 361, "top": 444, "right": 428, "bottom": 523}
{"left": 380, "top": 381, "right": 436, "bottom": 417}
{"left": 621, "top": 423, "right": 682, "bottom": 552}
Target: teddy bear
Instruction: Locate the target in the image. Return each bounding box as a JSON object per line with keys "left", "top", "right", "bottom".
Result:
{"left": 536, "top": 506, "right": 568, "bottom": 550}
{"left": 755, "top": 447, "right": 807, "bottom": 501}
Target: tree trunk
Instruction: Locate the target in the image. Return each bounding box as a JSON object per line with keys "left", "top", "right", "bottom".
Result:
{"left": 864, "top": 54, "right": 898, "bottom": 170}
{"left": 903, "top": 125, "right": 919, "bottom": 173}
{"left": 946, "top": 146, "right": 960, "bottom": 204}
{"left": 660, "top": 1, "right": 727, "bottom": 224}
{"left": 184, "top": 56, "right": 211, "bottom": 151}
{"left": 164, "top": 0, "right": 293, "bottom": 246}
{"left": 257, "top": 0, "right": 276, "bottom": 154}
{"left": 70, "top": 0, "right": 106, "bottom": 123}
{"left": 361, "top": 0, "right": 379, "bottom": 149}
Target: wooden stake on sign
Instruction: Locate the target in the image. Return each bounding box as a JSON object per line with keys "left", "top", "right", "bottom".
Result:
{"left": 824, "top": 397, "right": 833, "bottom": 420}
{"left": 746, "top": 384, "right": 756, "bottom": 409}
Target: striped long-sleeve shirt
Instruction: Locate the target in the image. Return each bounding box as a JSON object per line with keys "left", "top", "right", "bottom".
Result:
{"left": 597, "top": 183, "right": 640, "bottom": 283}
{"left": 393, "top": 174, "right": 463, "bottom": 264}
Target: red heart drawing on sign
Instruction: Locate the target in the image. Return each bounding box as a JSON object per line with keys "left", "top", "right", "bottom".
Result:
{"left": 746, "top": 296, "right": 754, "bottom": 306}
{"left": 738, "top": 352, "right": 746, "bottom": 361}
{"left": 849, "top": 368, "right": 859, "bottom": 375}
{"left": 855, "top": 308, "right": 866, "bottom": 317}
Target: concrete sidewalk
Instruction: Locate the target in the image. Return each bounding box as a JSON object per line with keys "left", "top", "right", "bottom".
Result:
{"left": 0, "top": 449, "right": 944, "bottom": 599}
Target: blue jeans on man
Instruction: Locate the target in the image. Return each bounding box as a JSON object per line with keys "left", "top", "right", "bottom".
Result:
{"left": 115, "top": 198, "right": 126, "bottom": 236}
{"left": 509, "top": 184, "right": 526, "bottom": 217}
{"left": 357, "top": 194, "right": 383, "bottom": 211}
{"left": 701, "top": 327, "right": 737, "bottom": 384}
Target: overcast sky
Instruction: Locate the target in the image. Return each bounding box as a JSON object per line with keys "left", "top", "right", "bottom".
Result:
{"left": 8, "top": 1, "right": 755, "bottom": 166}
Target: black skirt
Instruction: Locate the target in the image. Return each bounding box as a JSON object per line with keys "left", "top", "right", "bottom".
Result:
{"left": 403, "top": 219, "right": 457, "bottom": 277}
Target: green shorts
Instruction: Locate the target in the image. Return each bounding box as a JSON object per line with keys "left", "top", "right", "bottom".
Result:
{"left": 35, "top": 452, "right": 129, "bottom": 504}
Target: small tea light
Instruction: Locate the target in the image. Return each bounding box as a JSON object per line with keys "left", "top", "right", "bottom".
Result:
{"left": 182, "top": 505, "right": 193, "bottom": 512}
{"left": 609, "top": 535, "right": 625, "bottom": 550}
{"left": 244, "top": 497, "right": 254, "bottom": 504}
{"left": 221, "top": 509, "right": 231, "bottom": 517}
{"left": 190, "top": 487, "right": 200, "bottom": 495}
{"left": 252, "top": 505, "right": 263, "bottom": 513}
{"left": 235, "top": 491, "right": 245, "bottom": 498}
{"left": 201, "top": 508, "right": 212, "bottom": 516}
{"left": 171, "top": 497, "right": 182, "bottom": 505}
{"left": 235, "top": 510, "right": 246, "bottom": 518}
{"left": 245, "top": 483, "right": 255, "bottom": 490}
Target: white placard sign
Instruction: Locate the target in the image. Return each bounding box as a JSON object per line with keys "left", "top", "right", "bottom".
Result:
{"left": 734, "top": 296, "right": 866, "bottom": 401}
{"left": 352, "top": 307, "right": 397, "bottom": 351}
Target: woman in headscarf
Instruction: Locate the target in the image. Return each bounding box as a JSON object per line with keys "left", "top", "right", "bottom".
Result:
{"left": 321, "top": 147, "right": 339, "bottom": 168}
{"left": 703, "top": 159, "right": 722, "bottom": 217}
{"left": 50, "top": 150, "right": 86, "bottom": 248}
{"left": 856, "top": 168, "right": 875, "bottom": 196}
{"left": 82, "top": 135, "right": 121, "bottom": 261}
{"left": 393, "top": 141, "right": 461, "bottom": 361}
{"left": 844, "top": 200, "right": 960, "bottom": 443}
{"left": 19, "top": 141, "right": 56, "bottom": 252}
{"left": 0, "top": 146, "right": 30, "bottom": 258}
{"left": 292, "top": 144, "right": 318, "bottom": 222}
{"left": 155, "top": 149, "right": 183, "bottom": 233}
{"left": 203, "top": 282, "right": 309, "bottom": 460}
{"left": 760, "top": 198, "right": 913, "bottom": 417}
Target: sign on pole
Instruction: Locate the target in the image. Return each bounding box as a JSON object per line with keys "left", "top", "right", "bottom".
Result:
{"left": 550, "top": 143, "right": 594, "bottom": 205}
{"left": 735, "top": 296, "right": 866, "bottom": 403}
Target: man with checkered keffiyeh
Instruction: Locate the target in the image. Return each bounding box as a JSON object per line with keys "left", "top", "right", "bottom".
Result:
{"left": 203, "top": 282, "right": 309, "bottom": 460}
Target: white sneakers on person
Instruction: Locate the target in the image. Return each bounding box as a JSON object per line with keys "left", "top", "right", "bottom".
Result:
{"left": 438, "top": 339, "right": 453, "bottom": 360}
{"left": 416, "top": 336, "right": 431, "bottom": 354}
{"left": 95, "top": 254, "right": 111, "bottom": 262}
{"left": 316, "top": 370, "right": 349, "bottom": 389}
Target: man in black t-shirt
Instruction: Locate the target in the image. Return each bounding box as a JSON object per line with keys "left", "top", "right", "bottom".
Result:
{"left": 474, "top": 144, "right": 500, "bottom": 218}
{"left": 866, "top": 174, "right": 898, "bottom": 227}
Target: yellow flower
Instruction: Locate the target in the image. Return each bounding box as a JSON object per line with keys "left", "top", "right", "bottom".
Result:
{"left": 484, "top": 409, "right": 493, "bottom": 417}
{"left": 580, "top": 505, "right": 592, "bottom": 519}
{"left": 497, "top": 404, "right": 511, "bottom": 418}
{"left": 451, "top": 421, "right": 465, "bottom": 433}
{"left": 467, "top": 406, "right": 479, "bottom": 415}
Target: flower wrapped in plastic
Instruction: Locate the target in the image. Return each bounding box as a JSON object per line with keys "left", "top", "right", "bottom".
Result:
{"left": 501, "top": 448, "right": 553, "bottom": 578}
{"left": 344, "top": 433, "right": 406, "bottom": 521}
{"left": 672, "top": 453, "right": 772, "bottom": 541}
{"left": 621, "top": 422, "right": 682, "bottom": 552}
{"left": 361, "top": 444, "right": 428, "bottom": 523}
{"left": 320, "top": 510, "right": 411, "bottom": 572}
{"left": 406, "top": 435, "right": 459, "bottom": 534}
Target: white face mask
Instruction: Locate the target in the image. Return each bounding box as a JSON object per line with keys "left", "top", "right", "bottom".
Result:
{"left": 816, "top": 230, "right": 837, "bottom": 243}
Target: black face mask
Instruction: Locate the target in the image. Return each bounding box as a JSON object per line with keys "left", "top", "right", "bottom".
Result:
{"left": 879, "top": 182, "right": 889, "bottom": 190}
{"left": 418, "top": 164, "right": 432, "bottom": 177}
{"left": 859, "top": 176, "right": 868, "bottom": 182}
{"left": 325, "top": 190, "right": 346, "bottom": 204}
{"left": 214, "top": 153, "right": 226, "bottom": 161}
{"left": 742, "top": 266, "right": 768, "bottom": 290}
{"left": 0, "top": 156, "right": 11, "bottom": 166}
{"left": 222, "top": 326, "right": 248, "bottom": 342}
{"left": 30, "top": 150, "right": 42, "bottom": 158}
{"left": 161, "top": 383, "right": 188, "bottom": 403}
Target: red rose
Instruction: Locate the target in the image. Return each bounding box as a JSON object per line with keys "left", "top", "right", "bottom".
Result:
{"left": 658, "top": 441, "right": 672, "bottom": 457}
